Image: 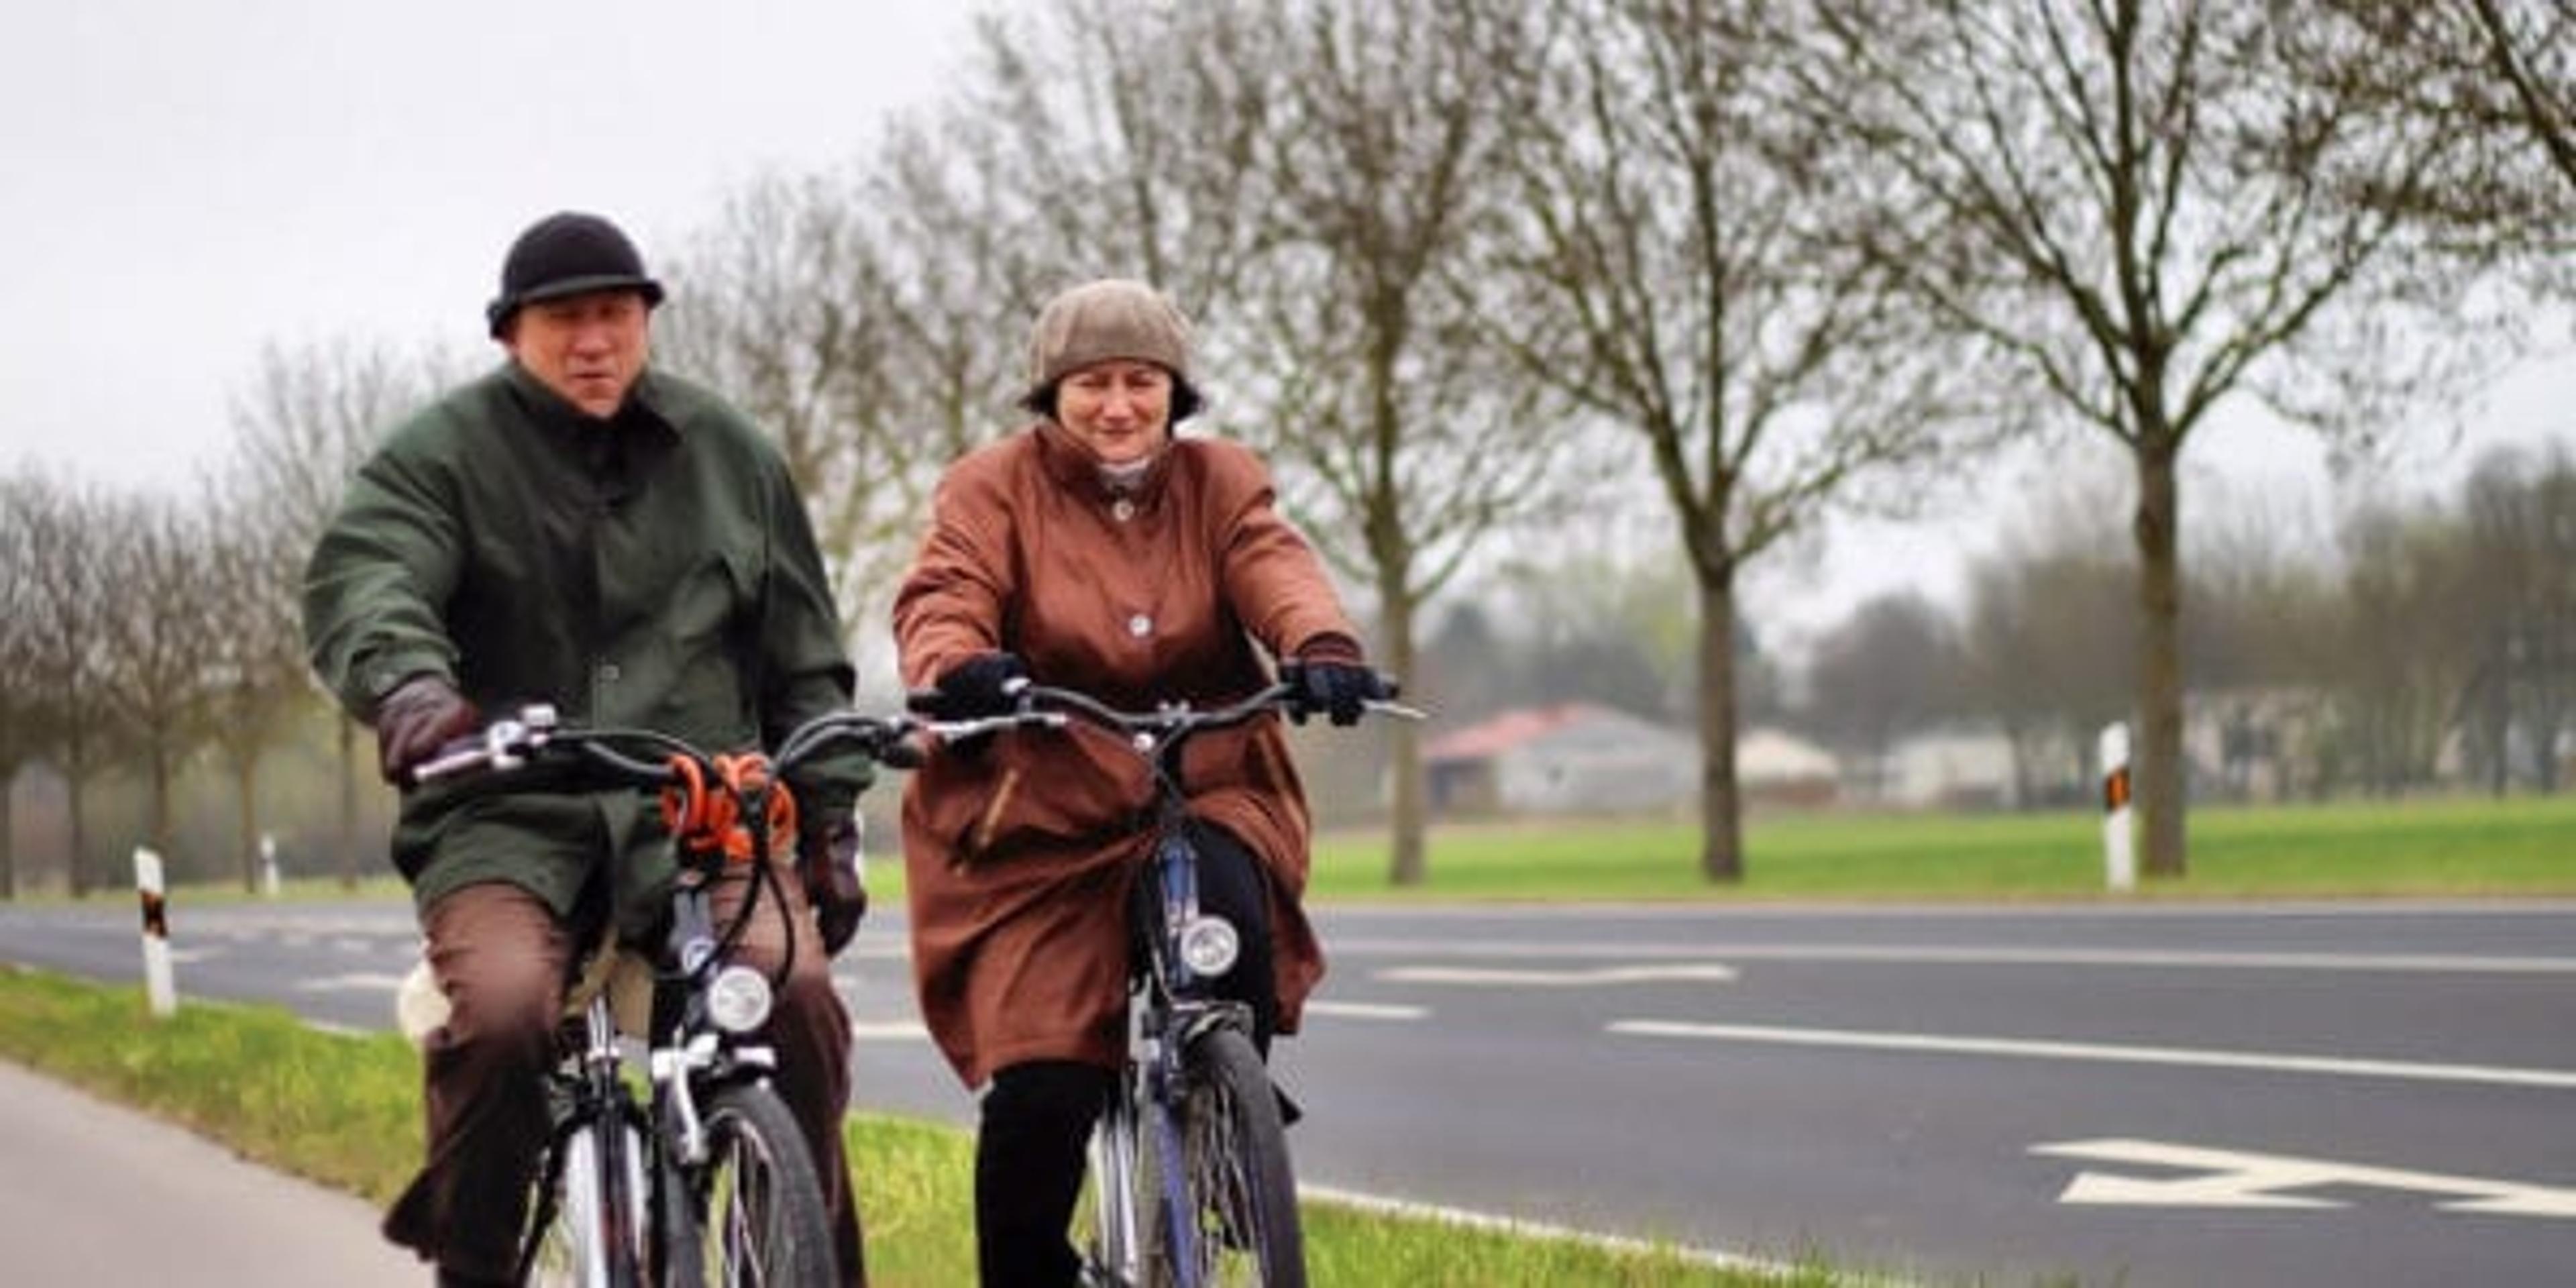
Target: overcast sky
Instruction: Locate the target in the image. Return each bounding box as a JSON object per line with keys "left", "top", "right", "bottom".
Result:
{"left": 3, "top": 1, "right": 2569, "bottom": 646}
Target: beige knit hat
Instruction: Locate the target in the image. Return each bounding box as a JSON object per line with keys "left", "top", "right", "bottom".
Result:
{"left": 1020, "top": 278, "right": 1204, "bottom": 420}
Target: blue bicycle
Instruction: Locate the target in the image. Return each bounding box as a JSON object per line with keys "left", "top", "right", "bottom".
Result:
{"left": 925, "top": 676, "right": 1417, "bottom": 1288}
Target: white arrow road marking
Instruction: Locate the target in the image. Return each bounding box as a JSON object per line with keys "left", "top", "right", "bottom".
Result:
{"left": 296, "top": 971, "right": 409, "bottom": 992}
{"left": 1305, "top": 1000, "right": 1429, "bottom": 1020}
{"left": 2034, "top": 1138, "right": 2576, "bottom": 1218}
{"left": 1607, "top": 1020, "right": 2576, "bottom": 1089}
{"left": 1382, "top": 964, "right": 1738, "bottom": 987}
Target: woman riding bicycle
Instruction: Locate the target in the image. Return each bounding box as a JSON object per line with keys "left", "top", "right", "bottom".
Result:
{"left": 894, "top": 278, "right": 1390, "bottom": 1287}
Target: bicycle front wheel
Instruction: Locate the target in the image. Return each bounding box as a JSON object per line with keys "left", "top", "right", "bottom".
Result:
{"left": 1152, "top": 1028, "right": 1306, "bottom": 1288}
{"left": 673, "top": 1082, "right": 837, "bottom": 1287}
{"left": 526, "top": 1115, "right": 650, "bottom": 1288}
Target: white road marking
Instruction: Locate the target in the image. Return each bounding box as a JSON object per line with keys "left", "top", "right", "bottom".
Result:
{"left": 1607, "top": 1020, "right": 2576, "bottom": 1089}
{"left": 1305, "top": 1000, "right": 1429, "bottom": 1020}
{"left": 2034, "top": 1138, "right": 2576, "bottom": 1218}
{"left": 296, "top": 972, "right": 408, "bottom": 993}
{"left": 1336, "top": 938, "right": 2576, "bottom": 973}
{"left": 852, "top": 1020, "right": 930, "bottom": 1041}
{"left": 1379, "top": 964, "right": 1738, "bottom": 987}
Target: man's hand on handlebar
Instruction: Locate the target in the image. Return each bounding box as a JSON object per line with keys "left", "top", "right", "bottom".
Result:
{"left": 374, "top": 675, "right": 480, "bottom": 784}
{"left": 798, "top": 812, "right": 868, "bottom": 956}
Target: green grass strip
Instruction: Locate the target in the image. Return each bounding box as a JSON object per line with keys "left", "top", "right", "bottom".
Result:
{"left": 0, "top": 965, "right": 1837, "bottom": 1286}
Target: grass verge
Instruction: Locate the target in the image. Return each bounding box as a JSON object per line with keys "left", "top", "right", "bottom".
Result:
{"left": 1308, "top": 794, "right": 2576, "bottom": 900}
{"left": 0, "top": 965, "right": 1839, "bottom": 1287}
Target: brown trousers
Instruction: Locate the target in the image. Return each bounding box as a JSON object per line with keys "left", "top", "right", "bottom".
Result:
{"left": 384, "top": 872, "right": 865, "bottom": 1285}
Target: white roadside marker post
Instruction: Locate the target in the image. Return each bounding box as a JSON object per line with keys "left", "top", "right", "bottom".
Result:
{"left": 2100, "top": 722, "right": 2135, "bottom": 892}
{"left": 260, "top": 832, "right": 281, "bottom": 898}
{"left": 134, "top": 847, "right": 177, "bottom": 1017}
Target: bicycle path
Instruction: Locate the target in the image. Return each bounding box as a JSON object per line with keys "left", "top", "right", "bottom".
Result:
{"left": 0, "top": 1057, "right": 421, "bottom": 1286}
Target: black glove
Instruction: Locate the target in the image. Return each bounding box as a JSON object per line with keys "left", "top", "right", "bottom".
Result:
{"left": 924, "top": 651, "right": 1029, "bottom": 720}
{"left": 798, "top": 812, "right": 867, "bottom": 957}
{"left": 1281, "top": 657, "right": 1392, "bottom": 727}
{"left": 373, "top": 675, "right": 480, "bottom": 784}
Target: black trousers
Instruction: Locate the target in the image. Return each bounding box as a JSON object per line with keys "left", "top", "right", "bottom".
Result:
{"left": 975, "top": 822, "right": 1278, "bottom": 1287}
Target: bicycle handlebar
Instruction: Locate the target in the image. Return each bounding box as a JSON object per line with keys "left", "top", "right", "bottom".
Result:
{"left": 904, "top": 676, "right": 1426, "bottom": 757}
{"left": 400, "top": 702, "right": 928, "bottom": 789}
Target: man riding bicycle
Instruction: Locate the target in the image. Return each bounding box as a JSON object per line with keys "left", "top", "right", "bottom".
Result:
{"left": 303, "top": 211, "right": 872, "bottom": 1287}
{"left": 893, "top": 278, "right": 1391, "bottom": 1286}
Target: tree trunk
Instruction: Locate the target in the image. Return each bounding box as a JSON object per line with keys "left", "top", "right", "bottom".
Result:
{"left": 1381, "top": 585, "right": 1428, "bottom": 888}
{"left": 68, "top": 769, "right": 89, "bottom": 900}
{"left": 2133, "top": 437, "right": 2188, "bottom": 879}
{"left": 1697, "top": 570, "right": 1745, "bottom": 883}
{"left": 337, "top": 715, "right": 361, "bottom": 890}
{"left": 148, "top": 743, "right": 174, "bottom": 857}
{"left": 0, "top": 773, "right": 14, "bottom": 900}
{"left": 235, "top": 758, "right": 262, "bottom": 894}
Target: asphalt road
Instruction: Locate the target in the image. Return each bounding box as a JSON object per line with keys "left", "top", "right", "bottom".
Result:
{"left": 4, "top": 896, "right": 2572, "bottom": 1286}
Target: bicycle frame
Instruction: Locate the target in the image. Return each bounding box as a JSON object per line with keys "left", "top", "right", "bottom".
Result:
{"left": 409, "top": 703, "right": 914, "bottom": 1288}
{"left": 931, "top": 679, "right": 1417, "bottom": 1288}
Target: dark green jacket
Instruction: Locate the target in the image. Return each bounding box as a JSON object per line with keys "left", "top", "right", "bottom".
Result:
{"left": 303, "top": 362, "right": 868, "bottom": 926}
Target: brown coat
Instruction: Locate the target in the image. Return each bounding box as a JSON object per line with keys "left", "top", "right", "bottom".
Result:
{"left": 892, "top": 421, "right": 1359, "bottom": 1087}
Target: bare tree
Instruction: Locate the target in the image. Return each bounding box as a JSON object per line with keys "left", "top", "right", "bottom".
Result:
{"left": 2301, "top": 1, "right": 2576, "bottom": 219}
{"left": 2457, "top": 445, "right": 2576, "bottom": 792}
{"left": 1954, "top": 464, "right": 2142, "bottom": 804}
{"left": 1476, "top": 0, "right": 1985, "bottom": 880}
{"left": 229, "top": 336, "right": 441, "bottom": 887}
{"left": 1805, "top": 592, "right": 1966, "bottom": 796}
{"left": 659, "top": 134, "right": 1040, "bottom": 649}
{"left": 0, "top": 470, "right": 50, "bottom": 898}
{"left": 2326, "top": 499, "right": 2483, "bottom": 794}
{"left": 1805, "top": 0, "right": 2509, "bottom": 877}
{"left": 1223, "top": 0, "right": 1589, "bottom": 884}
{"left": 93, "top": 492, "right": 223, "bottom": 863}
{"left": 199, "top": 466, "right": 323, "bottom": 891}
{"left": 14, "top": 476, "right": 120, "bottom": 896}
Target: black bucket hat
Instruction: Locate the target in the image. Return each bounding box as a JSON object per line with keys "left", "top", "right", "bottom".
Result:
{"left": 485, "top": 212, "right": 665, "bottom": 337}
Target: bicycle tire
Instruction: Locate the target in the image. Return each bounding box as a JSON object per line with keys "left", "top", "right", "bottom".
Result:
{"left": 670, "top": 1082, "right": 837, "bottom": 1287}
{"left": 525, "top": 1115, "right": 650, "bottom": 1288}
{"left": 1148, "top": 1028, "right": 1306, "bottom": 1288}
{"left": 1079, "top": 1079, "right": 1148, "bottom": 1285}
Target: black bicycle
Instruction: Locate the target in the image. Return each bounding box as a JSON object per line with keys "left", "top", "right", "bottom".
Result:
{"left": 919, "top": 675, "right": 1417, "bottom": 1288}
{"left": 400, "top": 703, "right": 916, "bottom": 1288}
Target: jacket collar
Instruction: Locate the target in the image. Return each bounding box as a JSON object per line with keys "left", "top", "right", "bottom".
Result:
{"left": 501, "top": 362, "right": 681, "bottom": 448}
{"left": 1032, "top": 419, "right": 1175, "bottom": 502}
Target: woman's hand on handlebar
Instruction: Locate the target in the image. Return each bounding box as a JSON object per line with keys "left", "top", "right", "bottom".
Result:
{"left": 917, "top": 651, "right": 1031, "bottom": 720}
{"left": 1277, "top": 658, "right": 1399, "bottom": 727}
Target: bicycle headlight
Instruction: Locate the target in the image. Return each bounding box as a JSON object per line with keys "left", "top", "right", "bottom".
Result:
{"left": 1178, "top": 915, "right": 1240, "bottom": 977}
{"left": 706, "top": 965, "right": 773, "bottom": 1034}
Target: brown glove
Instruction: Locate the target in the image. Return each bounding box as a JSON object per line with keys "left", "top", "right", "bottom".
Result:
{"left": 798, "top": 812, "right": 868, "bottom": 956}
{"left": 373, "top": 675, "right": 480, "bottom": 784}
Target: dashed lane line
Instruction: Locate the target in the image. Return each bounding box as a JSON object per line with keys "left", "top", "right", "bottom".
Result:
{"left": 1335, "top": 938, "right": 2576, "bottom": 973}
{"left": 1609, "top": 1020, "right": 2576, "bottom": 1089}
{"left": 1378, "top": 964, "right": 1737, "bottom": 986}
{"left": 1304, "top": 1000, "right": 1430, "bottom": 1020}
